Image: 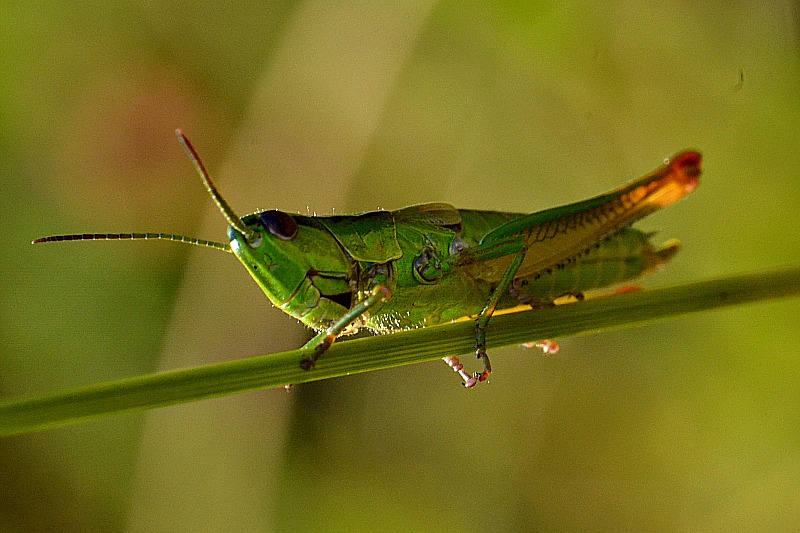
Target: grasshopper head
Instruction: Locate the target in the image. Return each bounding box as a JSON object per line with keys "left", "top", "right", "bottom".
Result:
{"left": 227, "top": 210, "right": 354, "bottom": 326}
{"left": 228, "top": 211, "right": 321, "bottom": 317}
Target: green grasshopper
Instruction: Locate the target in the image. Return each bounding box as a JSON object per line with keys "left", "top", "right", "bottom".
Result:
{"left": 35, "top": 131, "right": 701, "bottom": 387}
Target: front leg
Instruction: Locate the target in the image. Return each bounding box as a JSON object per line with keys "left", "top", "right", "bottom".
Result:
{"left": 300, "top": 284, "right": 392, "bottom": 370}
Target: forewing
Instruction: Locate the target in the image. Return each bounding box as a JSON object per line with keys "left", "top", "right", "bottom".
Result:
{"left": 463, "top": 151, "right": 701, "bottom": 282}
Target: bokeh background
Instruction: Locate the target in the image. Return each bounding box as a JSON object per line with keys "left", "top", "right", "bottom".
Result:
{"left": 2, "top": 1, "right": 799, "bottom": 531}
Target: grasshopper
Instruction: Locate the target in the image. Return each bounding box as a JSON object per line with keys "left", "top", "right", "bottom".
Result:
{"left": 35, "top": 131, "right": 701, "bottom": 387}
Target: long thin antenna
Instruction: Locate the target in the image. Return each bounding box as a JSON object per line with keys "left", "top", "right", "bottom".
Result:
{"left": 174, "top": 129, "right": 256, "bottom": 242}
{"left": 33, "top": 233, "right": 232, "bottom": 253}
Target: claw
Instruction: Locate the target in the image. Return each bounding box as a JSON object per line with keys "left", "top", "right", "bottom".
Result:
{"left": 444, "top": 356, "right": 475, "bottom": 387}
{"left": 523, "top": 339, "right": 560, "bottom": 355}
{"left": 442, "top": 350, "right": 491, "bottom": 388}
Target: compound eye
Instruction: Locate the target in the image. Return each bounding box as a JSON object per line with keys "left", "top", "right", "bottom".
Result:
{"left": 258, "top": 210, "right": 298, "bottom": 240}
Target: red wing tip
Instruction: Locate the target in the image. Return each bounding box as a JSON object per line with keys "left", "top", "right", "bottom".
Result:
{"left": 667, "top": 150, "right": 702, "bottom": 191}
{"left": 669, "top": 150, "right": 702, "bottom": 173}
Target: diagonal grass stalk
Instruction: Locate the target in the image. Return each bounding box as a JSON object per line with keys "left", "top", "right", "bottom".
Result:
{"left": 1, "top": 263, "right": 799, "bottom": 436}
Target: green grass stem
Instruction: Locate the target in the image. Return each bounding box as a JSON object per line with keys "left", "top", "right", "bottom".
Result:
{"left": 1, "top": 263, "right": 798, "bottom": 436}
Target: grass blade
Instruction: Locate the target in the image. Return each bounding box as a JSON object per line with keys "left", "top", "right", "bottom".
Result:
{"left": 1, "top": 263, "right": 799, "bottom": 436}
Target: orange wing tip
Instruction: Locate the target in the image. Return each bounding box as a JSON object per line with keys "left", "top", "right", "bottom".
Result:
{"left": 666, "top": 150, "right": 702, "bottom": 194}
{"left": 642, "top": 150, "right": 702, "bottom": 209}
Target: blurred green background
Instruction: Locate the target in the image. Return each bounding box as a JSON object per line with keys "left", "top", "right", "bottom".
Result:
{"left": 2, "top": 1, "right": 799, "bottom": 531}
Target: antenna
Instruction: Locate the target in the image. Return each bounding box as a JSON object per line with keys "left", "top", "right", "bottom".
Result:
{"left": 33, "top": 233, "right": 231, "bottom": 252}
{"left": 175, "top": 129, "right": 255, "bottom": 242}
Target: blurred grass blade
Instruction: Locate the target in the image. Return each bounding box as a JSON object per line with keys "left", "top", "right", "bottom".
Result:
{"left": 1, "top": 263, "right": 799, "bottom": 436}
